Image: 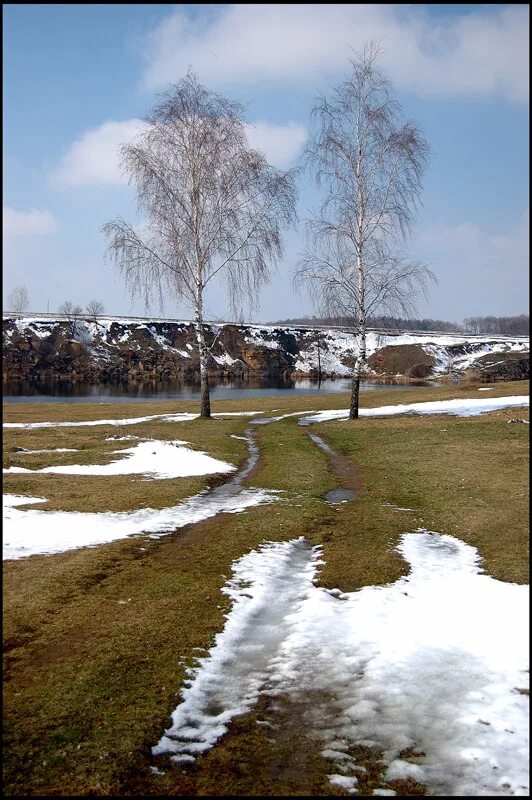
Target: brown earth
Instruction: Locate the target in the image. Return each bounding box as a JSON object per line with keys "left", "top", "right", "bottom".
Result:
{"left": 367, "top": 344, "right": 435, "bottom": 376}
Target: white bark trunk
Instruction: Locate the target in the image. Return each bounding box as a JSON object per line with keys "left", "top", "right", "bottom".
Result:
{"left": 194, "top": 284, "right": 211, "bottom": 419}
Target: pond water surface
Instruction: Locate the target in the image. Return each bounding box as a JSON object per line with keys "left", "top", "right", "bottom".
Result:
{"left": 3, "top": 377, "right": 440, "bottom": 404}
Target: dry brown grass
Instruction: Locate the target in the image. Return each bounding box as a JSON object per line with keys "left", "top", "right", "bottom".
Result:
{"left": 3, "top": 380, "right": 529, "bottom": 795}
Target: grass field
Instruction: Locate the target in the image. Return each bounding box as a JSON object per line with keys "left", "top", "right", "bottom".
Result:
{"left": 2, "top": 380, "right": 529, "bottom": 796}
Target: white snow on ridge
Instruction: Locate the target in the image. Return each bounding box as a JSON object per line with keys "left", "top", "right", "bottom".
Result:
{"left": 4, "top": 317, "right": 528, "bottom": 377}
{"left": 244, "top": 327, "right": 287, "bottom": 350}
{"left": 2, "top": 487, "right": 276, "bottom": 560}
{"left": 293, "top": 330, "right": 528, "bottom": 377}
{"left": 300, "top": 395, "right": 529, "bottom": 424}
{"left": 4, "top": 440, "right": 235, "bottom": 480}
{"left": 294, "top": 330, "right": 355, "bottom": 374}
{"left": 153, "top": 532, "right": 529, "bottom": 797}
{"left": 211, "top": 352, "right": 241, "bottom": 367}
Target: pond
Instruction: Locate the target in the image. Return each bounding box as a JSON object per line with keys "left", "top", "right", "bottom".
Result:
{"left": 3, "top": 377, "right": 440, "bottom": 404}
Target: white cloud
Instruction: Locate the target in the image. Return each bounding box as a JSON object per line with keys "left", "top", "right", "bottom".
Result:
{"left": 141, "top": 4, "right": 528, "bottom": 102}
{"left": 52, "top": 119, "right": 144, "bottom": 188}
{"left": 3, "top": 208, "right": 57, "bottom": 237}
{"left": 53, "top": 118, "right": 305, "bottom": 189}
{"left": 245, "top": 121, "right": 306, "bottom": 168}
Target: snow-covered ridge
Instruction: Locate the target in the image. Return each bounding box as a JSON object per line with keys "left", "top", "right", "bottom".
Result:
{"left": 3, "top": 315, "right": 528, "bottom": 380}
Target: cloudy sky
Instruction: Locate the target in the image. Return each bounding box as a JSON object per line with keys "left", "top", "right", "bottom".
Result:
{"left": 3, "top": 3, "right": 529, "bottom": 324}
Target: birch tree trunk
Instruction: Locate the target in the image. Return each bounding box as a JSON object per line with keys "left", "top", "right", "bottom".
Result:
{"left": 349, "top": 263, "right": 367, "bottom": 420}
{"left": 194, "top": 287, "right": 211, "bottom": 419}
{"left": 350, "top": 119, "right": 366, "bottom": 421}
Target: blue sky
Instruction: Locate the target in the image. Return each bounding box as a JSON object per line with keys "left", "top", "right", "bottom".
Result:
{"left": 3, "top": 3, "right": 529, "bottom": 323}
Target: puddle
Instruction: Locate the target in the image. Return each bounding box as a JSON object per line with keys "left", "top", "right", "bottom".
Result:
{"left": 324, "top": 489, "right": 356, "bottom": 504}
{"left": 306, "top": 432, "right": 360, "bottom": 505}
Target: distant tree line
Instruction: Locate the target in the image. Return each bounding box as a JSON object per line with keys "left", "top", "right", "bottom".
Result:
{"left": 273, "top": 313, "right": 529, "bottom": 336}
{"left": 462, "top": 314, "right": 529, "bottom": 336}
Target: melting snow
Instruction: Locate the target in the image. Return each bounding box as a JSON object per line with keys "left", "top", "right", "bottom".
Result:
{"left": 3, "top": 487, "right": 276, "bottom": 560}
{"left": 299, "top": 396, "right": 529, "bottom": 425}
{"left": 3, "top": 410, "right": 264, "bottom": 430}
{"left": 8, "top": 447, "right": 78, "bottom": 454}
{"left": 4, "top": 440, "right": 235, "bottom": 480}
{"left": 293, "top": 330, "right": 528, "bottom": 377}
{"left": 153, "top": 533, "right": 528, "bottom": 797}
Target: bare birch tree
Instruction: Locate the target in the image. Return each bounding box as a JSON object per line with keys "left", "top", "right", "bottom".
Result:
{"left": 85, "top": 299, "right": 105, "bottom": 322}
{"left": 103, "top": 72, "right": 297, "bottom": 418}
{"left": 58, "top": 301, "right": 83, "bottom": 337}
{"left": 8, "top": 285, "right": 29, "bottom": 314}
{"left": 295, "top": 44, "right": 435, "bottom": 419}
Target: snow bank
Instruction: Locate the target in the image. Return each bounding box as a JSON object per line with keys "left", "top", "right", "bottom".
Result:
{"left": 294, "top": 330, "right": 529, "bottom": 377}
{"left": 153, "top": 532, "right": 528, "bottom": 796}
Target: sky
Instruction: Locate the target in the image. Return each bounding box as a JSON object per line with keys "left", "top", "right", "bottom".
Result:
{"left": 3, "top": 3, "right": 529, "bottom": 324}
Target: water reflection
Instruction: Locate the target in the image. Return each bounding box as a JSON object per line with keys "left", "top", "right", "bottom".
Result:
{"left": 3, "top": 377, "right": 438, "bottom": 404}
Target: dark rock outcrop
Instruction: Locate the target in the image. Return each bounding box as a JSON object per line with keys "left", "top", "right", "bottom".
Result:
{"left": 3, "top": 316, "right": 528, "bottom": 385}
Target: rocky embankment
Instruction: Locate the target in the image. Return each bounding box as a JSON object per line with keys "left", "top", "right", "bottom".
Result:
{"left": 2, "top": 316, "right": 529, "bottom": 384}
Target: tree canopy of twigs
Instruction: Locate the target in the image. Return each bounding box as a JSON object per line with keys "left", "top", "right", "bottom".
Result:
{"left": 295, "top": 43, "right": 435, "bottom": 419}
{"left": 85, "top": 299, "right": 105, "bottom": 322}
{"left": 8, "top": 285, "right": 29, "bottom": 315}
{"left": 58, "top": 301, "right": 84, "bottom": 337}
{"left": 103, "top": 72, "right": 298, "bottom": 417}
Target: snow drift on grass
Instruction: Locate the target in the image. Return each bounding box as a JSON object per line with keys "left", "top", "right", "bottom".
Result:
{"left": 153, "top": 533, "right": 529, "bottom": 797}
{"left": 3, "top": 410, "right": 263, "bottom": 430}
{"left": 4, "top": 440, "right": 235, "bottom": 480}
{"left": 2, "top": 487, "right": 276, "bottom": 560}
{"left": 299, "top": 395, "right": 529, "bottom": 425}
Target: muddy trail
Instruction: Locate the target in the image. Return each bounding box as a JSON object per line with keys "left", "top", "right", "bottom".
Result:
{"left": 145, "top": 419, "right": 368, "bottom": 794}
{"left": 306, "top": 430, "right": 361, "bottom": 504}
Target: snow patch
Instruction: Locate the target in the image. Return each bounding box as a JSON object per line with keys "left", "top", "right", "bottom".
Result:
{"left": 299, "top": 395, "right": 529, "bottom": 425}
{"left": 3, "top": 487, "right": 276, "bottom": 560}
{"left": 152, "top": 532, "right": 528, "bottom": 796}
{"left": 4, "top": 410, "right": 264, "bottom": 430}
{"left": 4, "top": 440, "right": 235, "bottom": 480}
{"left": 9, "top": 447, "right": 78, "bottom": 454}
